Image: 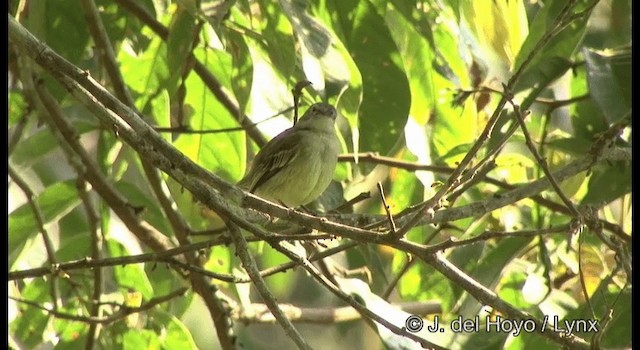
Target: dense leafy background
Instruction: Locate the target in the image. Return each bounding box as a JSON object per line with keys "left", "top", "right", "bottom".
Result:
{"left": 9, "top": 0, "right": 631, "bottom": 349}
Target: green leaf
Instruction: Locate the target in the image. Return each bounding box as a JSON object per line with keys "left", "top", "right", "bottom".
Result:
{"left": 227, "top": 6, "right": 294, "bottom": 124}
{"left": 107, "top": 240, "right": 154, "bottom": 300}
{"left": 385, "top": 5, "right": 436, "bottom": 125}
{"left": 253, "top": 1, "right": 298, "bottom": 82}
{"left": 498, "top": 271, "right": 532, "bottom": 309}
{"left": 182, "top": 48, "right": 245, "bottom": 180}
{"left": 166, "top": 7, "right": 197, "bottom": 94}
{"left": 168, "top": 46, "right": 245, "bottom": 229}
{"left": 457, "top": 237, "right": 533, "bottom": 319}
{"left": 113, "top": 181, "right": 172, "bottom": 236}
{"left": 583, "top": 47, "right": 631, "bottom": 123}
{"left": 545, "top": 137, "right": 592, "bottom": 155}
{"left": 9, "top": 180, "right": 81, "bottom": 266}
{"left": 456, "top": 328, "right": 509, "bottom": 350}
{"left": 10, "top": 279, "right": 50, "bottom": 348}
{"left": 94, "top": 0, "right": 132, "bottom": 44}
{"left": 280, "top": 0, "right": 356, "bottom": 98}
{"left": 324, "top": 0, "right": 410, "bottom": 154}
{"left": 513, "top": 0, "right": 591, "bottom": 91}
{"left": 54, "top": 317, "right": 88, "bottom": 342}
{"left": 118, "top": 35, "right": 170, "bottom": 108}
{"left": 220, "top": 27, "right": 253, "bottom": 113}
{"left": 41, "top": 0, "right": 91, "bottom": 67}
{"left": 446, "top": 219, "right": 488, "bottom": 301}
{"left": 258, "top": 243, "right": 297, "bottom": 297}
{"left": 123, "top": 329, "right": 162, "bottom": 350}
{"left": 148, "top": 87, "right": 172, "bottom": 132}
{"left": 155, "top": 310, "right": 198, "bottom": 350}
{"left": 431, "top": 97, "right": 478, "bottom": 165}
{"left": 387, "top": 152, "right": 423, "bottom": 209}
{"left": 582, "top": 161, "right": 631, "bottom": 205}
{"left": 591, "top": 289, "right": 632, "bottom": 348}
{"left": 10, "top": 121, "right": 98, "bottom": 169}
{"left": 459, "top": 0, "right": 528, "bottom": 69}
{"left": 512, "top": 56, "right": 573, "bottom": 93}
{"left": 306, "top": 1, "right": 364, "bottom": 152}
{"left": 399, "top": 261, "right": 456, "bottom": 313}
{"left": 147, "top": 263, "right": 193, "bottom": 316}
{"left": 572, "top": 98, "right": 610, "bottom": 141}
{"left": 8, "top": 91, "right": 26, "bottom": 126}
{"left": 524, "top": 281, "right": 631, "bottom": 348}
{"left": 55, "top": 233, "right": 91, "bottom": 263}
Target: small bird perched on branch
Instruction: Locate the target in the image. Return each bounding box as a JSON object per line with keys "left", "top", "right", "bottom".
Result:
{"left": 238, "top": 102, "right": 341, "bottom": 208}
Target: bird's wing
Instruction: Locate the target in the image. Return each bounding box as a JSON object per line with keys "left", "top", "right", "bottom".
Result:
{"left": 242, "top": 130, "right": 302, "bottom": 193}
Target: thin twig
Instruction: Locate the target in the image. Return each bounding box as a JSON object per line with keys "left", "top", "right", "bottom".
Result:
{"left": 9, "top": 239, "right": 230, "bottom": 281}
{"left": 456, "top": 87, "right": 589, "bottom": 113}
{"left": 329, "top": 191, "right": 371, "bottom": 213}
{"left": 423, "top": 224, "right": 572, "bottom": 254}
{"left": 8, "top": 113, "right": 28, "bottom": 155}
{"left": 235, "top": 300, "right": 441, "bottom": 324}
{"left": 577, "top": 230, "right": 596, "bottom": 319}
{"left": 10, "top": 287, "right": 189, "bottom": 325}
{"left": 32, "top": 80, "right": 177, "bottom": 254}
{"left": 154, "top": 106, "right": 294, "bottom": 134}
{"left": 235, "top": 241, "right": 359, "bottom": 283}
{"left": 292, "top": 80, "right": 312, "bottom": 125}
{"left": 112, "top": 0, "right": 268, "bottom": 147}
{"left": 8, "top": 15, "right": 611, "bottom": 349}
{"left": 445, "top": 159, "right": 497, "bottom": 206}
{"left": 339, "top": 152, "right": 623, "bottom": 233}
{"left": 8, "top": 237, "right": 356, "bottom": 284}
{"left": 591, "top": 280, "right": 629, "bottom": 348}
{"left": 381, "top": 253, "right": 414, "bottom": 300}
{"left": 420, "top": 252, "right": 590, "bottom": 349}
{"left": 338, "top": 152, "right": 453, "bottom": 173}
{"left": 79, "top": 0, "right": 135, "bottom": 106}
{"left": 382, "top": 224, "right": 451, "bottom": 299}
{"left": 504, "top": 89, "right": 580, "bottom": 217}
{"left": 236, "top": 218, "right": 444, "bottom": 349}
{"left": 77, "top": 176, "right": 103, "bottom": 350}
{"left": 396, "top": 0, "right": 598, "bottom": 237}
{"left": 12, "top": 14, "right": 630, "bottom": 252}
{"left": 74, "top": 2, "right": 235, "bottom": 343}
{"left": 8, "top": 163, "right": 61, "bottom": 309}
{"left": 378, "top": 183, "right": 397, "bottom": 234}
{"left": 226, "top": 222, "right": 312, "bottom": 350}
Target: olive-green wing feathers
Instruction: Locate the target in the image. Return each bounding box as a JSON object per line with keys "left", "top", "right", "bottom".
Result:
{"left": 239, "top": 130, "right": 302, "bottom": 193}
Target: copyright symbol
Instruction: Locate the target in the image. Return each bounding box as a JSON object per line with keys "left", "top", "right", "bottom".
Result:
{"left": 405, "top": 315, "right": 424, "bottom": 333}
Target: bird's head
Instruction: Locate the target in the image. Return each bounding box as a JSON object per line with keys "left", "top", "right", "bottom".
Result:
{"left": 296, "top": 103, "right": 338, "bottom": 130}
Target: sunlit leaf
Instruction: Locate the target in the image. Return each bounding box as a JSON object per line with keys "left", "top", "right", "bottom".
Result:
{"left": 155, "top": 311, "right": 198, "bottom": 350}
{"left": 124, "top": 329, "right": 162, "bottom": 350}
{"left": 9, "top": 180, "right": 81, "bottom": 266}
{"left": 323, "top": 0, "right": 411, "bottom": 154}
{"left": 8, "top": 91, "right": 26, "bottom": 126}
{"left": 459, "top": 0, "right": 528, "bottom": 69}
{"left": 10, "top": 121, "right": 98, "bottom": 169}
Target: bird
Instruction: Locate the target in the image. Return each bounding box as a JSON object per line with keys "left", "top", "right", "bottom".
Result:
{"left": 238, "top": 102, "right": 341, "bottom": 208}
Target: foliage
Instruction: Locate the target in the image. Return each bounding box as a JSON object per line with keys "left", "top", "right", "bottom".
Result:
{"left": 8, "top": 0, "right": 631, "bottom": 349}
